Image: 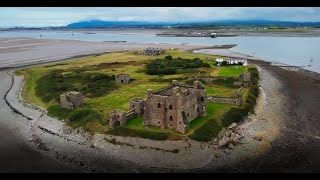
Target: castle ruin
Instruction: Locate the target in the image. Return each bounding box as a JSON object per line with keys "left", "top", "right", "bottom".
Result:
{"left": 60, "top": 91, "right": 84, "bottom": 109}
{"left": 143, "top": 80, "right": 207, "bottom": 134}
{"left": 109, "top": 80, "right": 207, "bottom": 134}
{"left": 115, "top": 73, "right": 131, "bottom": 84}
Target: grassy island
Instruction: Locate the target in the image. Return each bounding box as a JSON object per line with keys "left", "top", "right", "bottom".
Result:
{"left": 17, "top": 50, "right": 259, "bottom": 141}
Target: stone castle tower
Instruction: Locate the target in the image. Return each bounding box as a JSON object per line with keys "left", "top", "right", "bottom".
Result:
{"left": 143, "top": 80, "right": 207, "bottom": 134}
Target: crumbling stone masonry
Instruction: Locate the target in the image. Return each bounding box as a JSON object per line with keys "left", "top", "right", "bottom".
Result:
{"left": 141, "top": 47, "right": 165, "bottom": 56}
{"left": 60, "top": 91, "right": 84, "bottom": 109}
{"left": 109, "top": 97, "right": 145, "bottom": 128}
{"left": 115, "top": 73, "right": 131, "bottom": 84}
{"left": 207, "top": 88, "right": 243, "bottom": 105}
{"left": 143, "top": 80, "right": 207, "bottom": 134}
{"left": 241, "top": 72, "right": 251, "bottom": 82}
{"left": 130, "top": 97, "right": 145, "bottom": 115}
{"left": 109, "top": 109, "right": 128, "bottom": 128}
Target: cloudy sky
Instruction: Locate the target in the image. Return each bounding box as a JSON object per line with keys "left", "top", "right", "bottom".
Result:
{"left": 0, "top": 7, "right": 319, "bottom": 27}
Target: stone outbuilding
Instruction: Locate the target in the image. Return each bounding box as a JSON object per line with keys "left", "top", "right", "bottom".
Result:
{"left": 115, "top": 73, "right": 131, "bottom": 84}
{"left": 143, "top": 80, "right": 207, "bottom": 134}
{"left": 142, "top": 47, "right": 165, "bottom": 56}
{"left": 60, "top": 91, "right": 84, "bottom": 109}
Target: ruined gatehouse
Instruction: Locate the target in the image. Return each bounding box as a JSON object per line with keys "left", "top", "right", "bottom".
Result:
{"left": 143, "top": 80, "right": 207, "bottom": 134}
{"left": 109, "top": 97, "right": 145, "bottom": 128}
{"left": 115, "top": 73, "right": 131, "bottom": 84}
{"left": 60, "top": 91, "right": 84, "bottom": 109}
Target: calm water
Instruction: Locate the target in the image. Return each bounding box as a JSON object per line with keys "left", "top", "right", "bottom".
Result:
{"left": 0, "top": 30, "right": 319, "bottom": 73}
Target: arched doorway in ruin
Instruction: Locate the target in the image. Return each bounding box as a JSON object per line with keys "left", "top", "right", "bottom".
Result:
{"left": 111, "top": 120, "right": 121, "bottom": 128}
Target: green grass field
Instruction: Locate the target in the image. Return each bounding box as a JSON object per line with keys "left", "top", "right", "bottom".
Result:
{"left": 17, "top": 49, "right": 258, "bottom": 141}
{"left": 215, "top": 66, "right": 248, "bottom": 77}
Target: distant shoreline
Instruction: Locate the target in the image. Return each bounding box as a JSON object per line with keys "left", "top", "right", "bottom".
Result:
{"left": 1, "top": 28, "right": 320, "bottom": 37}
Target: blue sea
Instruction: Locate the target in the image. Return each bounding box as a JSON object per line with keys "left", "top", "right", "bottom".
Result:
{"left": 0, "top": 30, "right": 319, "bottom": 73}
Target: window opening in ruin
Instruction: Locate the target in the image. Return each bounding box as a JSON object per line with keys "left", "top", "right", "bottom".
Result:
{"left": 170, "top": 116, "right": 173, "bottom": 121}
{"left": 201, "top": 97, "right": 204, "bottom": 102}
{"left": 121, "top": 80, "right": 124, "bottom": 83}
{"left": 158, "top": 121, "right": 160, "bottom": 124}
{"left": 157, "top": 103, "right": 161, "bottom": 108}
{"left": 132, "top": 105, "right": 135, "bottom": 108}
{"left": 169, "top": 104, "right": 173, "bottom": 110}
{"left": 197, "top": 108, "right": 199, "bottom": 112}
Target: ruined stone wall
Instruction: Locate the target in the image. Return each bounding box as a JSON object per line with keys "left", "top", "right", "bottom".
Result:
{"left": 60, "top": 92, "right": 84, "bottom": 109}
{"left": 115, "top": 74, "right": 131, "bottom": 84}
{"left": 72, "top": 93, "right": 84, "bottom": 107}
{"left": 187, "top": 76, "right": 239, "bottom": 83}
{"left": 130, "top": 97, "right": 145, "bottom": 116}
{"left": 144, "top": 94, "right": 169, "bottom": 129}
{"left": 207, "top": 88, "right": 242, "bottom": 105}
{"left": 125, "top": 109, "right": 136, "bottom": 120}
{"left": 109, "top": 109, "right": 128, "bottom": 128}
{"left": 207, "top": 97, "right": 241, "bottom": 105}
{"left": 242, "top": 72, "right": 251, "bottom": 82}
{"left": 143, "top": 80, "right": 207, "bottom": 134}
{"left": 60, "top": 95, "right": 74, "bottom": 109}
{"left": 193, "top": 81, "right": 207, "bottom": 117}
{"left": 142, "top": 48, "right": 166, "bottom": 56}
{"left": 180, "top": 92, "right": 199, "bottom": 123}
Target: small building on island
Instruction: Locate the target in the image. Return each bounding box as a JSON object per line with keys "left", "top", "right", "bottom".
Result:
{"left": 141, "top": 47, "right": 165, "bottom": 56}
{"left": 60, "top": 91, "right": 84, "bottom": 109}
{"left": 115, "top": 73, "right": 131, "bottom": 84}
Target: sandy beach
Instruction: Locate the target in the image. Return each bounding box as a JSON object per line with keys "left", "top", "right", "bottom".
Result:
{"left": 0, "top": 37, "right": 320, "bottom": 172}
{"left": 0, "top": 37, "right": 211, "bottom": 69}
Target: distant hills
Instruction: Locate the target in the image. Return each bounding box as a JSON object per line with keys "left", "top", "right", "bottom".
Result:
{"left": 66, "top": 19, "right": 320, "bottom": 28}
{"left": 66, "top": 20, "right": 176, "bottom": 28}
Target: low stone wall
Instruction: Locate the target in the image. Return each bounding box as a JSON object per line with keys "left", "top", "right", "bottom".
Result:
{"left": 207, "top": 96, "right": 241, "bottom": 105}
{"left": 125, "top": 109, "right": 136, "bottom": 120}
{"left": 187, "top": 76, "right": 239, "bottom": 83}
